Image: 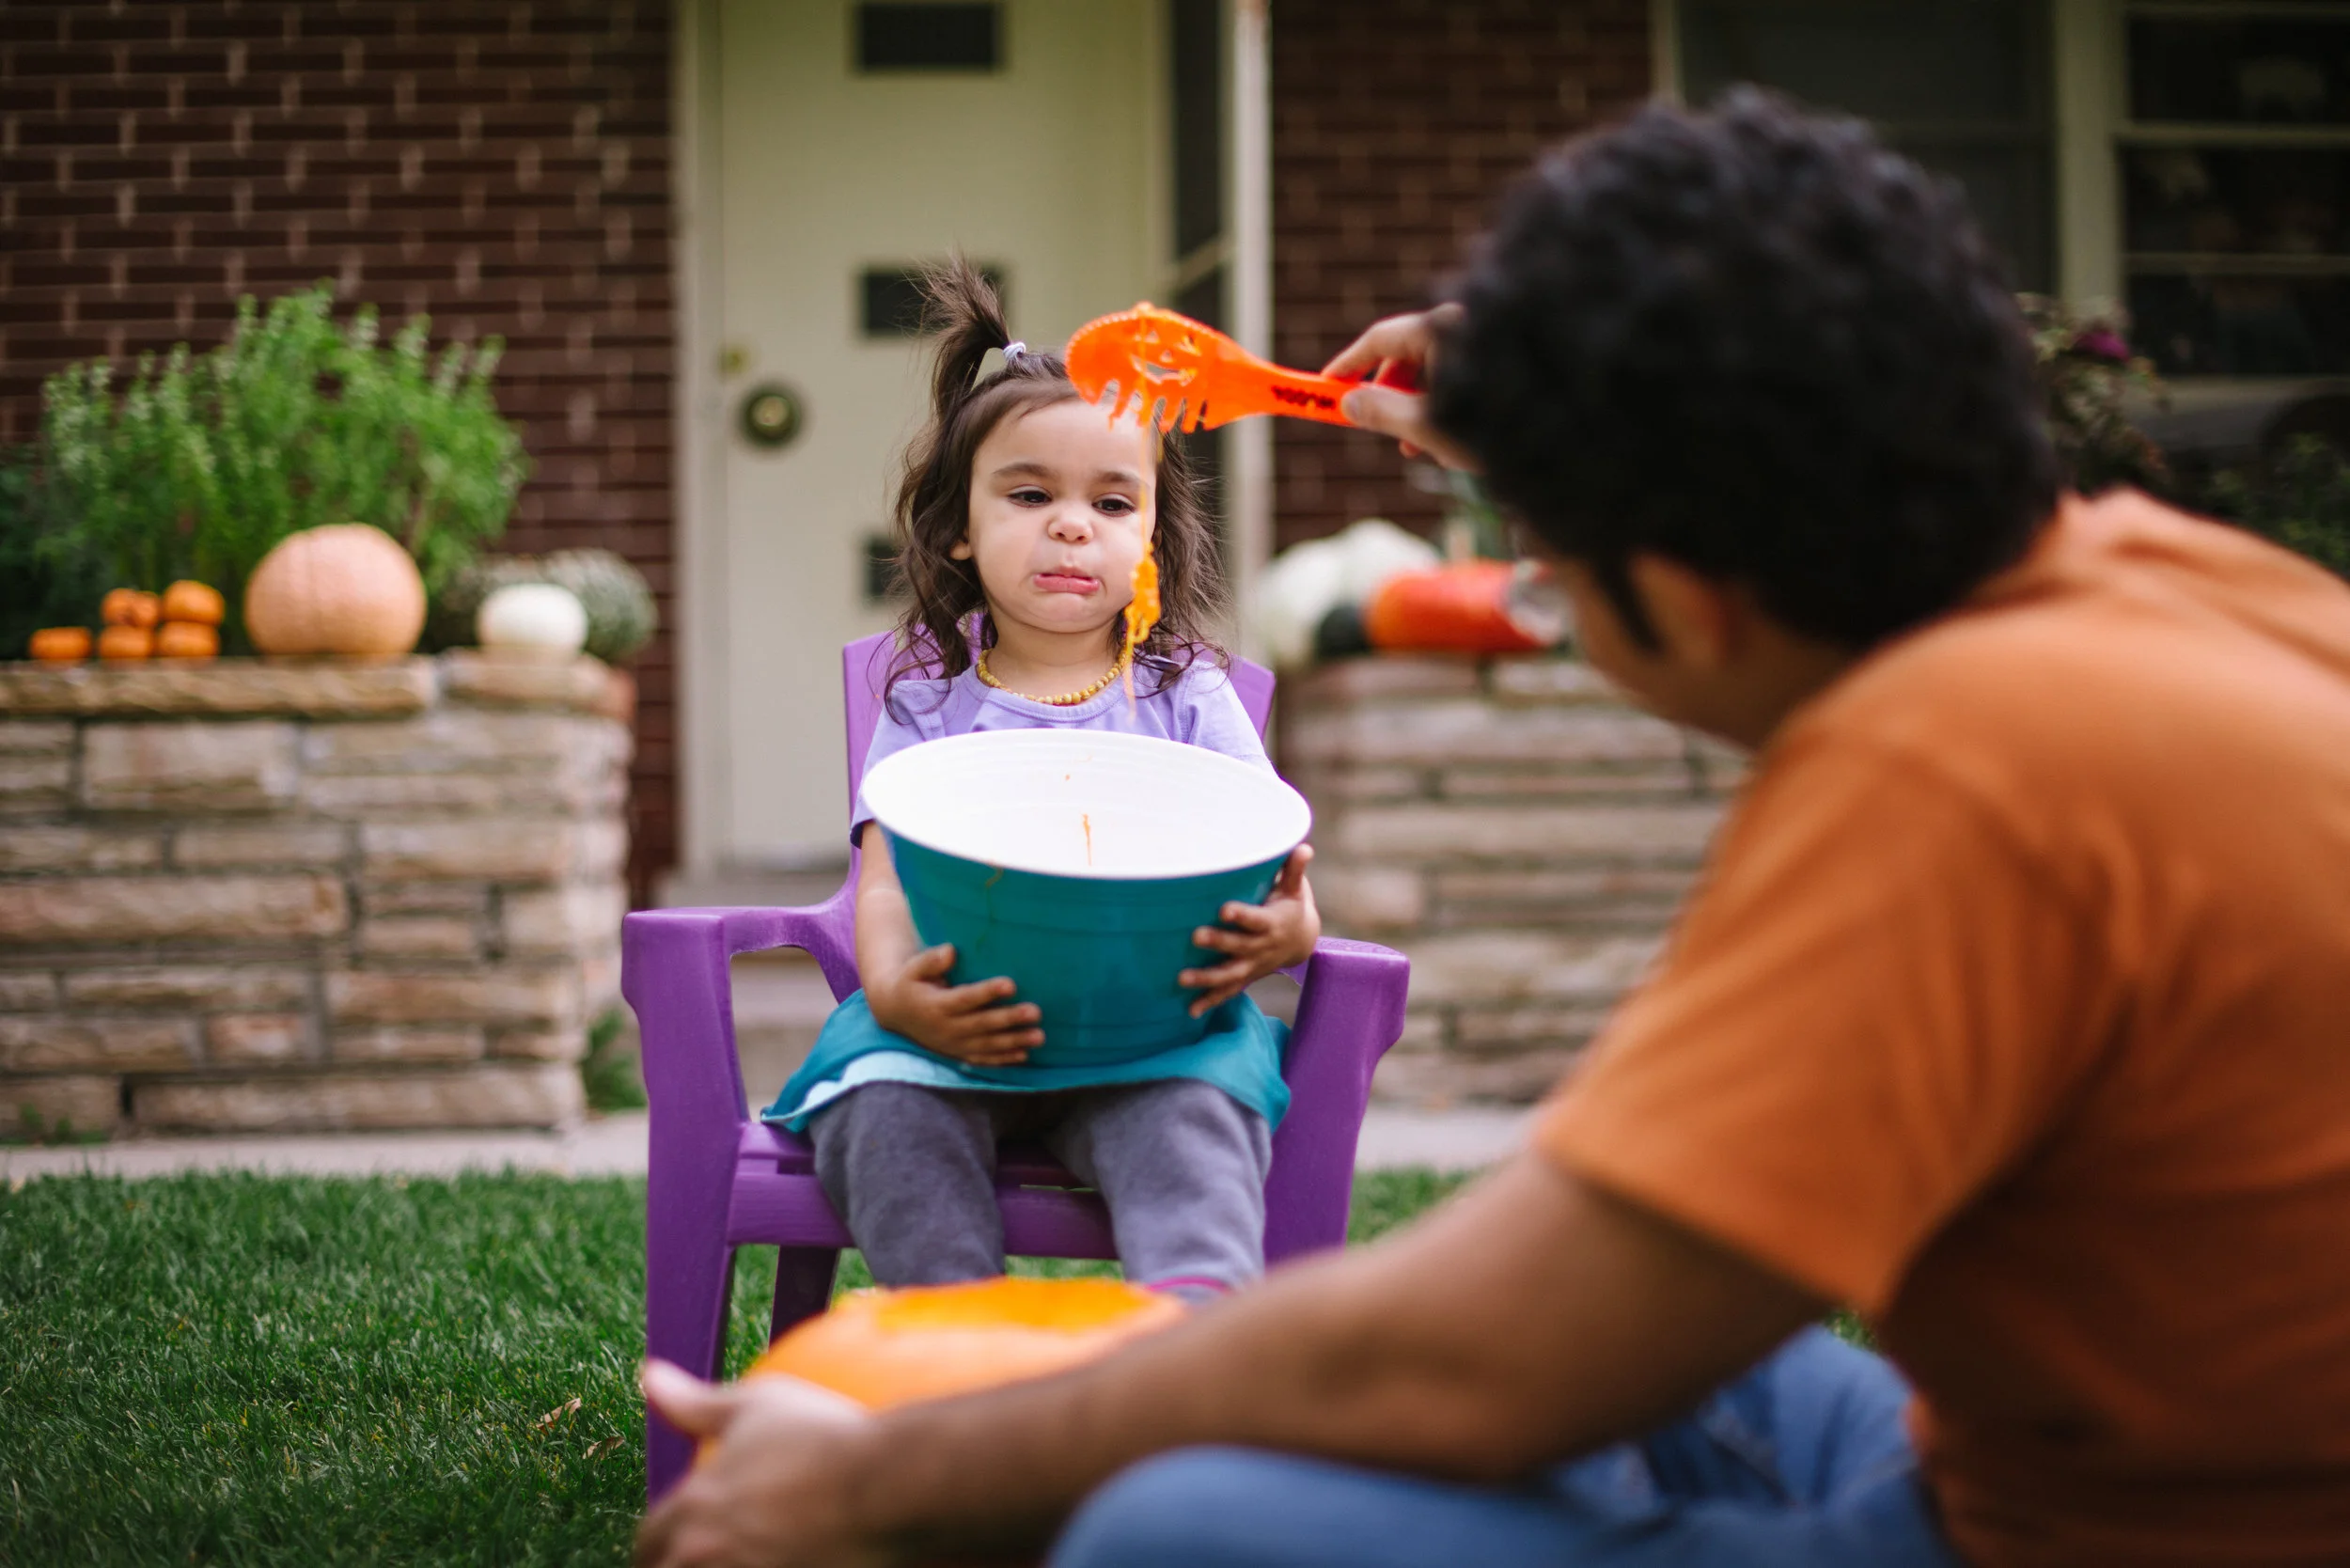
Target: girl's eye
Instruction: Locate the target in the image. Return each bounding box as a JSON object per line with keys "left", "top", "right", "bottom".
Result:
{"left": 1009, "top": 487, "right": 1051, "bottom": 506}
{"left": 1094, "top": 495, "right": 1136, "bottom": 516}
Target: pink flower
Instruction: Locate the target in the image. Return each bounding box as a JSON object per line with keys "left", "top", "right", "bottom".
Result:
{"left": 2071, "top": 328, "right": 2131, "bottom": 364}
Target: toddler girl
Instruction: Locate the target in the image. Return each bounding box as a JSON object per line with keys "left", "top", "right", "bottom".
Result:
{"left": 761, "top": 261, "right": 1320, "bottom": 1300}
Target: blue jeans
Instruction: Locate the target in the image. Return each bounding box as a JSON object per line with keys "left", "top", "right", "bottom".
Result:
{"left": 1050, "top": 1328, "right": 1963, "bottom": 1568}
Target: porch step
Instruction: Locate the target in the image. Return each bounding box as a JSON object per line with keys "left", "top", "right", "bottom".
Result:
{"left": 729, "top": 958, "right": 838, "bottom": 1109}
{"left": 656, "top": 862, "right": 851, "bottom": 912}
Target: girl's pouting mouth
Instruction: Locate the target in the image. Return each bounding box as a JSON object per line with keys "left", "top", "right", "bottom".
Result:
{"left": 1033, "top": 571, "right": 1102, "bottom": 595}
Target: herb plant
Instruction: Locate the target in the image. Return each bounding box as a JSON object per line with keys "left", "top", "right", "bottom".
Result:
{"left": 33, "top": 285, "right": 527, "bottom": 644}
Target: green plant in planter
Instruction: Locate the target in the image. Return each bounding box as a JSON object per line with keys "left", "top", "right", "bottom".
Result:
{"left": 429, "top": 548, "right": 659, "bottom": 663}
{"left": 0, "top": 448, "right": 112, "bottom": 658}
{"left": 36, "top": 285, "right": 527, "bottom": 646}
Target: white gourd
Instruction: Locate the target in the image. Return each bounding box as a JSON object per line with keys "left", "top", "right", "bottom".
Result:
{"left": 477, "top": 582, "right": 588, "bottom": 662}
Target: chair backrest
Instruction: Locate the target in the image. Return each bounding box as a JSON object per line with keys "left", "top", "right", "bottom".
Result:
{"left": 841, "top": 632, "right": 1275, "bottom": 820}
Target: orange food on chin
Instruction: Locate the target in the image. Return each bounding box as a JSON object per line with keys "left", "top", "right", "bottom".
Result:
{"left": 741, "top": 1277, "right": 1183, "bottom": 1412}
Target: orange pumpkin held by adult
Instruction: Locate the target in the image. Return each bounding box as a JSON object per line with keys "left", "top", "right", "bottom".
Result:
{"left": 243, "top": 524, "right": 427, "bottom": 658}
{"left": 735, "top": 1277, "right": 1183, "bottom": 1415}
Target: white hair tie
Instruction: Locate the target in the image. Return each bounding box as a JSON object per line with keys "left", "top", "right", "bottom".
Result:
{"left": 1002, "top": 340, "right": 1027, "bottom": 365}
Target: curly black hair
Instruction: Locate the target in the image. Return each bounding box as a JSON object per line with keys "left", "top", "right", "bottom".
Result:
{"left": 1430, "top": 89, "right": 2059, "bottom": 650}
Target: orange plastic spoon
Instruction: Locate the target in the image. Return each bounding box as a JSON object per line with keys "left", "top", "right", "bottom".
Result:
{"left": 1064, "top": 302, "right": 1415, "bottom": 434}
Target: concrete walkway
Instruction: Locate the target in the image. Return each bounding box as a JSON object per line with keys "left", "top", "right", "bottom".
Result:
{"left": 0, "top": 1104, "right": 1533, "bottom": 1184}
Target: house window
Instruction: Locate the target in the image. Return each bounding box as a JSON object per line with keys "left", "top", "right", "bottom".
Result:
{"left": 859, "top": 263, "right": 1007, "bottom": 337}
{"left": 854, "top": 4, "right": 1000, "bottom": 73}
{"left": 2119, "top": 4, "right": 2350, "bottom": 375}
{"left": 1677, "top": 0, "right": 2055, "bottom": 290}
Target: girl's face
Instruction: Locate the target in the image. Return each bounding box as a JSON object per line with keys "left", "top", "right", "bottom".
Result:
{"left": 955, "top": 398, "right": 1156, "bottom": 644}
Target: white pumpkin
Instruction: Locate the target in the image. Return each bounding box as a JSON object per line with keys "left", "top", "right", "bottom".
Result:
{"left": 477, "top": 582, "right": 588, "bottom": 662}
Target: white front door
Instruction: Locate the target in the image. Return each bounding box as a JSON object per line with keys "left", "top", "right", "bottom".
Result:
{"left": 689, "top": 0, "right": 1168, "bottom": 873}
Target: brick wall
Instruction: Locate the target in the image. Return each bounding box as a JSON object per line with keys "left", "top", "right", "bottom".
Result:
{"left": 0, "top": 1, "right": 678, "bottom": 902}
{"left": 1269, "top": 0, "right": 1652, "bottom": 550}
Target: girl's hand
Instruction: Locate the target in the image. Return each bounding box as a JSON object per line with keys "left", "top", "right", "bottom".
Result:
{"left": 1179, "top": 846, "right": 1323, "bottom": 1017}
{"left": 867, "top": 945, "right": 1043, "bottom": 1066}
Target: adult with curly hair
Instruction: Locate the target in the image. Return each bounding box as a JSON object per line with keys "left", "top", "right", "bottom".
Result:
{"left": 637, "top": 91, "right": 2350, "bottom": 1568}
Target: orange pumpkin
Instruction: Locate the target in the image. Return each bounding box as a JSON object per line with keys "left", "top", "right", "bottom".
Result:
{"left": 742, "top": 1278, "right": 1183, "bottom": 1412}
{"left": 155, "top": 621, "right": 219, "bottom": 660}
{"left": 97, "top": 624, "right": 154, "bottom": 661}
{"left": 101, "top": 588, "right": 161, "bottom": 629}
{"left": 28, "top": 627, "right": 93, "bottom": 662}
{"left": 243, "top": 524, "right": 427, "bottom": 657}
{"left": 161, "top": 579, "right": 227, "bottom": 626}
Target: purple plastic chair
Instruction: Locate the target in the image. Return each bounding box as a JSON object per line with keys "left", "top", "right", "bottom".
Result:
{"left": 623, "top": 633, "right": 1410, "bottom": 1499}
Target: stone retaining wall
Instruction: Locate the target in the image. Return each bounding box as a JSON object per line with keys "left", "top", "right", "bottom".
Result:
{"left": 1279, "top": 655, "right": 1742, "bottom": 1105}
{"left": 0, "top": 654, "right": 632, "bottom": 1139}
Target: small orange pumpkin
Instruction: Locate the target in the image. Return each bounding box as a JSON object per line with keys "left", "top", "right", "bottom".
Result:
{"left": 101, "top": 588, "right": 161, "bottom": 629}
{"left": 160, "top": 579, "right": 227, "bottom": 626}
{"left": 28, "top": 627, "right": 93, "bottom": 663}
{"left": 742, "top": 1278, "right": 1183, "bottom": 1412}
{"left": 243, "top": 524, "right": 427, "bottom": 657}
{"left": 155, "top": 621, "right": 219, "bottom": 660}
{"left": 97, "top": 624, "right": 154, "bottom": 661}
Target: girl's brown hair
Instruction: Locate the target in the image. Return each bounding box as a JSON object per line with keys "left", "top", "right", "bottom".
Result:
{"left": 885, "top": 258, "right": 1227, "bottom": 706}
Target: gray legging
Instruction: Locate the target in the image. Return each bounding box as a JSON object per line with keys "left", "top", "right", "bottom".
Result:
{"left": 807, "top": 1077, "right": 1273, "bottom": 1297}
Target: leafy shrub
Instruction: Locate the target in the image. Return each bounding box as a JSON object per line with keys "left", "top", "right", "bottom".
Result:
{"left": 579, "top": 1005, "right": 648, "bottom": 1113}
{"left": 429, "top": 548, "right": 659, "bottom": 663}
{"left": 0, "top": 449, "right": 111, "bottom": 659}
{"left": 32, "top": 285, "right": 527, "bottom": 647}
{"left": 2018, "top": 294, "right": 2170, "bottom": 495}
{"left": 2200, "top": 436, "right": 2350, "bottom": 580}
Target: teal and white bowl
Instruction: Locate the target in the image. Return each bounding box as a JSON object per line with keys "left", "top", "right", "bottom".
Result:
{"left": 860, "top": 729, "right": 1312, "bottom": 1066}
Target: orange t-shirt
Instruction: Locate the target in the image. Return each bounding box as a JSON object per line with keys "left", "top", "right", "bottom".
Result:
{"left": 1539, "top": 491, "right": 2350, "bottom": 1567}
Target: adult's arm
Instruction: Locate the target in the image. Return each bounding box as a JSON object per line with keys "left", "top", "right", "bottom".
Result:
{"left": 636, "top": 1153, "right": 1824, "bottom": 1568}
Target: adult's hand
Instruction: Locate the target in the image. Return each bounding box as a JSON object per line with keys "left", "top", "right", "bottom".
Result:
{"left": 1323, "top": 304, "right": 1480, "bottom": 472}
{"left": 635, "top": 1362, "right": 878, "bottom": 1568}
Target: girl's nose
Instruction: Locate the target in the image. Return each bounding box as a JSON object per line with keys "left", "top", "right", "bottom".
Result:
{"left": 1046, "top": 508, "right": 1094, "bottom": 544}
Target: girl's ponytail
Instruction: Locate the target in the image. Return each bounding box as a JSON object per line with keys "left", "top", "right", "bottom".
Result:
{"left": 919, "top": 257, "right": 1016, "bottom": 425}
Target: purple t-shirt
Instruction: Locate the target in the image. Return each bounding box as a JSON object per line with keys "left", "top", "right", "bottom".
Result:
{"left": 852, "top": 656, "right": 1268, "bottom": 839}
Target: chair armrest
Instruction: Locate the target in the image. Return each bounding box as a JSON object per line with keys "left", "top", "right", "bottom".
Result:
{"left": 621, "top": 886, "right": 857, "bottom": 1137}
{"left": 1263, "top": 935, "right": 1410, "bottom": 1263}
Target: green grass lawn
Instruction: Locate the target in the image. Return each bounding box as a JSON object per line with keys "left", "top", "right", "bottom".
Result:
{"left": 0, "top": 1168, "right": 1471, "bottom": 1566}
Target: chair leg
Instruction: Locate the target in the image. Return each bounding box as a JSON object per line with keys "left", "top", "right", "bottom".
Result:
{"left": 646, "top": 1238, "right": 736, "bottom": 1501}
{"left": 769, "top": 1247, "right": 842, "bottom": 1342}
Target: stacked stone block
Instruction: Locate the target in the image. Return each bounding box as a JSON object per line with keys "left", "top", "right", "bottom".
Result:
{"left": 1280, "top": 655, "right": 1740, "bottom": 1105}
{"left": 0, "top": 652, "right": 630, "bottom": 1138}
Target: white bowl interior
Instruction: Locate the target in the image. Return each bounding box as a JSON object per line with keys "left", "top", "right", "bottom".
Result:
{"left": 861, "top": 729, "right": 1310, "bottom": 880}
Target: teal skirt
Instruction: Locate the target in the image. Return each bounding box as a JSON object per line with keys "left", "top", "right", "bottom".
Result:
{"left": 760, "top": 991, "right": 1292, "bottom": 1134}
